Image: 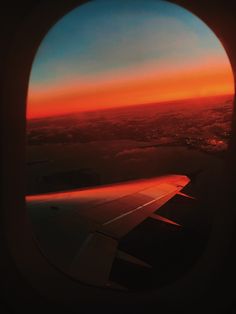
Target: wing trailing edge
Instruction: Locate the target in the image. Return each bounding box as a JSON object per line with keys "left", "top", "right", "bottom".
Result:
{"left": 68, "top": 231, "right": 152, "bottom": 288}
{"left": 68, "top": 232, "right": 118, "bottom": 287}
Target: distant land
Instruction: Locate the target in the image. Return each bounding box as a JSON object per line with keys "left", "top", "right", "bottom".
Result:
{"left": 27, "top": 94, "right": 233, "bottom": 155}
{"left": 26, "top": 94, "right": 233, "bottom": 194}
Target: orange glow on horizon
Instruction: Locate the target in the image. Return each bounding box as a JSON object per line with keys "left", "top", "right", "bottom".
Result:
{"left": 27, "top": 57, "right": 234, "bottom": 119}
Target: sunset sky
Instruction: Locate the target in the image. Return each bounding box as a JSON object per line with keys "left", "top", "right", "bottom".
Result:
{"left": 27, "top": 0, "right": 234, "bottom": 119}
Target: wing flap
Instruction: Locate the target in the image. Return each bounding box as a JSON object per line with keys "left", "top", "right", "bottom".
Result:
{"left": 68, "top": 232, "right": 118, "bottom": 287}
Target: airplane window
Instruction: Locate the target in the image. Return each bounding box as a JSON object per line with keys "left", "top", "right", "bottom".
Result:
{"left": 25, "top": 0, "right": 234, "bottom": 291}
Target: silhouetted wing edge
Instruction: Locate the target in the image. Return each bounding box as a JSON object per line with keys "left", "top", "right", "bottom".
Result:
{"left": 68, "top": 231, "right": 151, "bottom": 288}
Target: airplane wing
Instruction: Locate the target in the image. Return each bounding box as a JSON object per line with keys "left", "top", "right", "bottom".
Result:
{"left": 26, "top": 174, "right": 191, "bottom": 288}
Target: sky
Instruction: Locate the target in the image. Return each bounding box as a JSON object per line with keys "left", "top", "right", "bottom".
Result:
{"left": 27, "top": 0, "right": 234, "bottom": 119}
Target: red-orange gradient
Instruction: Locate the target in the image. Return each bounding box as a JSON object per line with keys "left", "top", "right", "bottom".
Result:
{"left": 27, "top": 57, "right": 234, "bottom": 119}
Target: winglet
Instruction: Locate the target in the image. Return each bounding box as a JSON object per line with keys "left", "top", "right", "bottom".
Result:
{"left": 186, "top": 168, "right": 203, "bottom": 183}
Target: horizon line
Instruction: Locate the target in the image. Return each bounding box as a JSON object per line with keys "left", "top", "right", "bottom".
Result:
{"left": 27, "top": 92, "right": 234, "bottom": 121}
